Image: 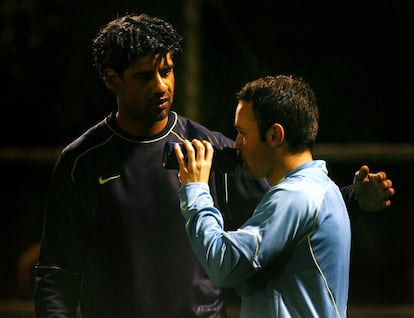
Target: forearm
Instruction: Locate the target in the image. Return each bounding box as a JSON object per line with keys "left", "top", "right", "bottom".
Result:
{"left": 340, "top": 184, "right": 363, "bottom": 225}
{"left": 179, "top": 183, "right": 257, "bottom": 287}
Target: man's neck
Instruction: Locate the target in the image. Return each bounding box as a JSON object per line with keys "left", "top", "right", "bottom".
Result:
{"left": 115, "top": 112, "right": 169, "bottom": 137}
{"left": 267, "top": 150, "right": 313, "bottom": 186}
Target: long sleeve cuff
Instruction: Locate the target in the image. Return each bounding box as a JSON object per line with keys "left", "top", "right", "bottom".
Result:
{"left": 179, "top": 183, "right": 214, "bottom": 220}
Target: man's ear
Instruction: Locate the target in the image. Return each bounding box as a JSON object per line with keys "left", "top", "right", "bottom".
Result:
{"left": 103, "top": 68, "right": 120, "bottom": 91}
{"left": 267, "top": 123, "right": 285, "bottom": 147}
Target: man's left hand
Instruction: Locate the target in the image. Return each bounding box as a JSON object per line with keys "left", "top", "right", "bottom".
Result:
{"left": 353, "top": 165, "right": 395, "bottom": 212}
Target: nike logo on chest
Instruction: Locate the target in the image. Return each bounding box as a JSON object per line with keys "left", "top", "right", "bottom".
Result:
{"left": 98, "top": 174, "right": 121, "bottom": 184}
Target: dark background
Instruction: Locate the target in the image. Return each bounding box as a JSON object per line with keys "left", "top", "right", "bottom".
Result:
{"left": 2, "top": 0, "right": 413, "bottom": 145}
{"left": 1, "top": 0, "right": 413, "bottom": 306}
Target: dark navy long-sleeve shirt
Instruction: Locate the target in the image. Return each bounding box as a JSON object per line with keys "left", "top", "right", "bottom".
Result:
{"left": 34, "top": 111, "right": 267, "bottom": 318}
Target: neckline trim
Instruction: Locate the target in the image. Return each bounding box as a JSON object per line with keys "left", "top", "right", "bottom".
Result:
{"left": 104, "top": 111, "right": 179, "bottom": 144}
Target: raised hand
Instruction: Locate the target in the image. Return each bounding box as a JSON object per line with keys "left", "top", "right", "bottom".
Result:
{"left": 353, "top": 165, "right": 395, "bottom": 212}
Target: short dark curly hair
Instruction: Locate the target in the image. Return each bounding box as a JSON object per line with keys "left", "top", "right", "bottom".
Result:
{"left": 92, "top": 13, "right": 183, "bottom": 79}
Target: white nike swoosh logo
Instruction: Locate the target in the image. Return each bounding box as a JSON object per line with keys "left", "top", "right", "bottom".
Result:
{"left": 98, "top": 175, "right": 121, "bottom": 184}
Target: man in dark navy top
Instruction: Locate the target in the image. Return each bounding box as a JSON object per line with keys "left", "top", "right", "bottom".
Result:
{"left": 34, "top": 13, "right": 395, "bottom": 318}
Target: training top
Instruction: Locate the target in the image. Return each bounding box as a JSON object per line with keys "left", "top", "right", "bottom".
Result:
{"left": 179, "top": 160, "right": 351, "bottom": 318}
{"left": 34, "top": 111, "right": 267, "bottom": 318}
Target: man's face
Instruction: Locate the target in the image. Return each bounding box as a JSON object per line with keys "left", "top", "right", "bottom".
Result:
{"left": 234, "top": 101, "right": 272, "bottom": 180}
{"left": 109, "top": 52, "right": 175, "bottom": 125}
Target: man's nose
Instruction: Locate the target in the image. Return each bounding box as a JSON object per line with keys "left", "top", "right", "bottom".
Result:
{"left": 154, "top": 73, "right": 168, "bottom": 92}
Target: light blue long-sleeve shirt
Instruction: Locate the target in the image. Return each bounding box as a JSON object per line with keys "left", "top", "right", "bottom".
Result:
{"left": 179, "top": 160, "right": 351, "bottom": 318}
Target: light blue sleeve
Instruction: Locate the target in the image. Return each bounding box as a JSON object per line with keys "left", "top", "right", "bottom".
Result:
{"left": 179, "top": 176, "right": 323, "bottom": 286}
{"left": 179, "top": 183, "right": 261, "bottom": 287}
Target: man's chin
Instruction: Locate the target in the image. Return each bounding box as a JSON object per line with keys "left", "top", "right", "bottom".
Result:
{"left": 155, "top": 108, "right": 170, "bottom": 121}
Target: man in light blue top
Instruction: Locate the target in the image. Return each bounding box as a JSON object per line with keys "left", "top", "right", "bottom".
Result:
{"left": 174, "top": 75, "right": 351, "bottom": 317}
